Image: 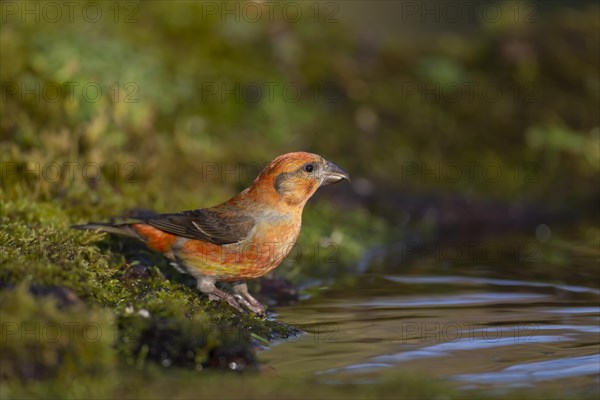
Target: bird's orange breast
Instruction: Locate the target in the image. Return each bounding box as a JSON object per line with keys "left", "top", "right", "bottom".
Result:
{"left": 131, "top": 217, "right": 301, "bottom": 281}
{"left": 178, "top": 216, "right": 301, "bottom": 280}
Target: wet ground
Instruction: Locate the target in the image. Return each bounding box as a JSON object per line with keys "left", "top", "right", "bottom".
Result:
{"left": 261, "top": 271, "right": 600, "bottom": 395}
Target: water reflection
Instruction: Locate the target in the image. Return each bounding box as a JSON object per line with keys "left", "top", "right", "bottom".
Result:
{"left": 261, "top": 274, "right": 600, "bottom": 393}
{"left": 351, "top": 292, "right": 549, "bottom": 308}
{"left": 454, "top": 354, "right": 600, "bottom": 385}
{"left": 384, "top": 275, "right": 600, "bottom": 295}
{"left": 370, "top": 335, "right": 573, "bottom": 363}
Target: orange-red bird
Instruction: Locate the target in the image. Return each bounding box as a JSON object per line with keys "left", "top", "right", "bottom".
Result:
{"left": 73, "top": 152, "right": 350, "bottom": 314}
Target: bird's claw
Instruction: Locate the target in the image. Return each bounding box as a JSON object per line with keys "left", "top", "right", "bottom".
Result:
{"left": 208, "top": 288, "right": 244, "bottom": 313}
{"left": 232, "top": 282, "right": 267, "bottom": 316}
{"left": 207, "top": 289, "right": 265, "bottom": 316}
{"left": 234, "top": 294, "right": 266, "bottom": 316}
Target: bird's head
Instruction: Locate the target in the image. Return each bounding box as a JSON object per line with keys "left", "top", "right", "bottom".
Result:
{"left": 244, "top": 152, "right": 350, "bottom": 209}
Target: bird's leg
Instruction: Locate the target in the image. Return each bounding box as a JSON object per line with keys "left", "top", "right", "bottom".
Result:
{"left": 196, "top": 275, "right": 243, "bottom": 313}
{"left": 232, "top": 282, "right": 266, "bottom": 316}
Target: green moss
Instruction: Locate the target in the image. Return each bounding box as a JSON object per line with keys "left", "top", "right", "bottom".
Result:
{"left": 0, "top": 285, "right": 115, "bottom": 385}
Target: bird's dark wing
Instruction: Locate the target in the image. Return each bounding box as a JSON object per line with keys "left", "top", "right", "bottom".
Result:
{"left": 143, "top": 208, "right": 255, "bottom": 245}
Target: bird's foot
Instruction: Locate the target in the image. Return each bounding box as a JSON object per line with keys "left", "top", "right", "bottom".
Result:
{"left": 200, "top": 277, "right": 266, "bottom": 316}
{"left": 232, "top": 282, "right": 266, "bottom": 316}
{"left": 233, "top": 294, "right": 266, "bottom": 316}
{"left": 208, "top": 287, "right": 244, "bottom": 313}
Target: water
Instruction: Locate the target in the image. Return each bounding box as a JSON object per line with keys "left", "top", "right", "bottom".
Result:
{"left": 261, "top": 273, "right": 600, "bottom": 393}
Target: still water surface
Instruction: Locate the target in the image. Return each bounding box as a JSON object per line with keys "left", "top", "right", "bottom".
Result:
{"left": 261, "top": 273, "right": 600, "bottom": 393}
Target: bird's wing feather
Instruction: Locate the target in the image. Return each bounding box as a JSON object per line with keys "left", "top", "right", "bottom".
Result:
{"left": 144, "top": 208, "right": 255, "bottom": 245}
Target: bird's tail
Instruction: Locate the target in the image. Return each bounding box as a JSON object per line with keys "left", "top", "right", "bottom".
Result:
{"left": 71, "top": 222, "right": 141, "bottom": 239}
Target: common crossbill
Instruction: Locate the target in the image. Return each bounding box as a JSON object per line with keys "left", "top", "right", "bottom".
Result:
{"left": 73, "top": 152, "right": 350, "bottom": 315}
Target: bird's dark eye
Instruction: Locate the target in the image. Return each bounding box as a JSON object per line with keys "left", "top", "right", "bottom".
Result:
{"left": 304, "top": 164, "right": 314, "bottom": 173}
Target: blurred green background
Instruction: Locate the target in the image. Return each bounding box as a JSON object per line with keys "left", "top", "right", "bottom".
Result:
{"left": 1, "top": 0, "right": 599, "bottom": 398}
